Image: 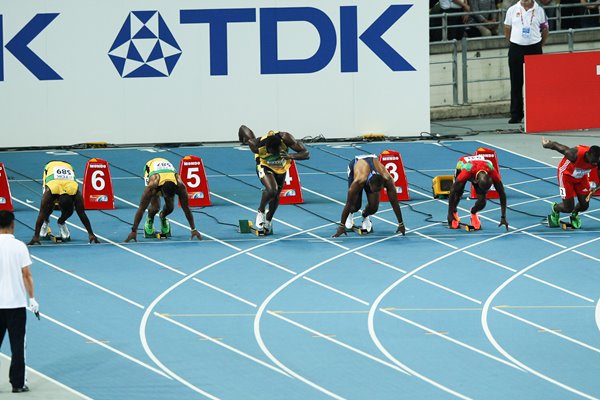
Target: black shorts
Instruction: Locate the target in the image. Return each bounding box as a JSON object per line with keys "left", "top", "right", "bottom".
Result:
{"left": 256, "top": 164, "right": 286, "bottom": 187}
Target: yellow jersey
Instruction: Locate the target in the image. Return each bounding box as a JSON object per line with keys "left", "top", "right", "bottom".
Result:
{"left": 43, "top": 161, "right": 78, "bottom": 195}
{"left": 255, "top": 131, "right": 290, "bottom": 175}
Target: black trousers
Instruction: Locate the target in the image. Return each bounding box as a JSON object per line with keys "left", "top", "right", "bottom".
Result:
{"left": 0, "top": 308, "right": 27, "bottom": 388}
{"left": 508, "top": 41, "right": 543, "bottom": 121}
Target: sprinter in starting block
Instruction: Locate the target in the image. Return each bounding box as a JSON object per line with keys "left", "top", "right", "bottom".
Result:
{"left": 542, "top": 138, "right": 600, "bottom": 229}
{"left": 125, "top": 158, "right": 201, "bottom": 242}
{"left": 447, "top": 155, "right": 508, "bottom": 231}
{"left": 28, "top": 161, "right": 99, "bottom": 245}
{"left": 332, "top": 155, "right": 405, "bottom": 238}
{"left": 238, "top": 125, "right": 310, "bottom": 235}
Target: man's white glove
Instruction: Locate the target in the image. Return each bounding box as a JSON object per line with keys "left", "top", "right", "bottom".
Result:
{"left": 29, "top": 297, "right": 39, "bottom": 315}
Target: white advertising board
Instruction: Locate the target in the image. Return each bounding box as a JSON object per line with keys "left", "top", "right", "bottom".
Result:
{"left": 0, "top": 1, "right": 429, "bottom": 147}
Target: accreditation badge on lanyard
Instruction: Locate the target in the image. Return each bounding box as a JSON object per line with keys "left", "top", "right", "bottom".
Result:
{"left": 520, "top": 7, "right": 535, "bottom": 39}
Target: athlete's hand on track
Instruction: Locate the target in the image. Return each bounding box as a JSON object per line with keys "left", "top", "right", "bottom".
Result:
{"left": 332, "top": 225, "right": 348, "bottom": 238}
{"left": 498, "top": 216, "right": 509, "bottom": 231}
{"left": 190, "top": 229, "right": 202, "bottom": 240}
{"left": 396, "top": 222, "right": 406, "bottom": 236}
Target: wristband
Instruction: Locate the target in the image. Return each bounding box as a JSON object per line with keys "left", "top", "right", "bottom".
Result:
{"left": 501, "top": 215, "right": 506, "bottom": 218}
{"left": 131, "top": 227, "right": 137, "bottom": 232}
{"left": 398, "top": 221, "right": 404, "bottom": 226}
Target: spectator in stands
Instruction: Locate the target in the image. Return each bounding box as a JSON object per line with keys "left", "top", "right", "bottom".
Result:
{"left": 504, "top": 0, "right": 549, "bottom": 124}
{"left": 539, "top": 0, "right": 557, "bottom": 30}
{"left": 439, "top": 0, "right": 471, "bottom": 40}
{"left": 581, "top": 0, "right": 600, "bottom": 28}
{"left": 560, "top": 0, "right": 583, "bottom": 29}
{"left": 468, "top": 0, "right": 500, "bottom": 36}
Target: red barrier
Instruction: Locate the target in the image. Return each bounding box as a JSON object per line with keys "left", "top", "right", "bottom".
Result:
{"left": 525, "top": 51, "right": 600, "bottom": 132}
{"left": 0, "top": 162, "right": 14, "bottom": 211}
{"left": 82, "top": 158, "right": 115, "bottom": 209}
{"left": 469, "top": 148, "right": 501, "bottom": 199}
{"left": 279, "top": 160, "right": 304, "bottom": 204}
{"left": 378, "top": 150, "right": 410, "bottom": 201}
{"left": 179, "top": 155, "right": 211, "bottom": 207}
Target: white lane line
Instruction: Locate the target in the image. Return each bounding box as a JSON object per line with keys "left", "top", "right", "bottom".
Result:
{"left": 192, "top": 278, "right": 257, "bottom": 308}
{"left": 302, "top": 277, "right": 370, "bottom": 306}
{"left": 380, "top": 309, "right": 521, "bottom": 371}
{"left": 254, "top": 234, "right": 407, "bottom": 400}
{"left": 139, "top": 226, "right": 332, "bottom": 397}
{"left": 494, "top": 307, "right": 600, "bottom": 354}
{"left": 412, "top": 275, "right": 482, "bottom": 305}
{"left": 155, "top": 313, "right": 289, "bottom": 377}
{"left": 31, "top": 255, "right": 145, "bottom": 309}
{"left": 13, "top": 197, "right": 188, "bottom": 277}
{"left": 268, "top": 311, "right": 409, "bottom": 375}
{"left": 481, "top": 235, "right": 600, "bottom": 400}
{"left": 367, "top": 224, "right": 537, "bottom": 400}
{"left": 39, "top": 312, "right": 171, "bottom": 380}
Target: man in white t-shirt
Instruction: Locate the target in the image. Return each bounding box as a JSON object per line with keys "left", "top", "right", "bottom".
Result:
{"left": 504, "top": 0, "right": 549, "bottom": 123}
{"left": 0, "top": 210, "right": 38, "bottom": 393}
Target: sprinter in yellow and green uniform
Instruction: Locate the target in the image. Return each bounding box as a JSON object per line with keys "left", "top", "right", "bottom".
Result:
{"left": 125, "top": 158, "right": 201, "bottom": 242}
{"left": 28, "top": 161, "right": 99, "bottom": 245}
{"left": 238, "top": 125, "right": 310, "bottom": 234}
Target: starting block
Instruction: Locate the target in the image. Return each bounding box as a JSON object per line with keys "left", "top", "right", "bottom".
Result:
{"left": 238, "top": 220, "right": 272, "bottom": 236}
{"left": 432, "top": 175, "right": 454, "bottom": 199}
{"left": 50, "top": 235, "right": 70, "bottom": 243}
{"left": 144, "top": 231, "right": 171, "bottom": 239}
{"left": 345, "top": 224, "right": 373, "bottom": 235}
{"left": 450, "top": 220, "right": 478, "bottom": 231}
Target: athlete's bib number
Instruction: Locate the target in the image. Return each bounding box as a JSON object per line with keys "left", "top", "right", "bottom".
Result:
{"left": 152, "top": 161, "right": 175, "bottom": 171}
{"left": 53, "top": 167, "right": 74, "bottom": 181}
{"left": 572, "top": 168, "right": 591, "bottom": 180}
{"left": 186, "top": 167, "right": 201, "bottom": 188}
{"left": 91, "top": 170, "right": 106, "bottom": 191}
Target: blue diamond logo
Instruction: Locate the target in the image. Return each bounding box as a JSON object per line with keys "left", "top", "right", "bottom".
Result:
{"left": 109, "top": 11, "right": 182, "bottom": 78}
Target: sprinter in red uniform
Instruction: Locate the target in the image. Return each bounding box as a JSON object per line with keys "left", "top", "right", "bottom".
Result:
{"left": 542, "top": 138, "right": 600, "bottom": 228}
{"left": 447, "top": 155, "right": 508, "bottom": 230}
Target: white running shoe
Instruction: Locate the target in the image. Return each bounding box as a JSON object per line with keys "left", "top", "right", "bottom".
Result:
{"left": 255, "top": 210, "right": 266, "bottom": 231}
{"left": 361, "top": 215, "right": 373, "bottom": 233}
{"left": 40, "top": 220, "right": 50, "bottom": 238}
{"left": 58, "top": 223, "right": 70, "bottom": 240}
{"left": 263, "top": 219, "right": 272, "bottom": 232}
{"left": 345, "top": 214, "right": 354, "bottom": 229}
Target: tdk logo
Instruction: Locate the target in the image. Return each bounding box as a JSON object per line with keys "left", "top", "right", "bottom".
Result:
{"left": 108, "top": 11, "right": 182, "bottom": 78}
{"left": 1, "top": 5, "right": 414, "bottom": 81}
{"left": 179, "top": 5, "right": 415, "bottom": 76}
{"left": 0, "top": 14, "right": 62, "bottom": 81}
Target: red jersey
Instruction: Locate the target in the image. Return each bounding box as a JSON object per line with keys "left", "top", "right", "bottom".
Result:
{"left": 558, "top": 145, "right": 594, "bottom": 181}
{"left": 455, "top": 155, "right": 501, "bottom": 183}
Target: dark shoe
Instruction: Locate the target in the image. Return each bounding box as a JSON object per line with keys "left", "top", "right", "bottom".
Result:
{"left": 12, "top": 386, "right": 29, "bottom": 393}
{"left": 508, "top": 117, "right": 522, "bottom": 124}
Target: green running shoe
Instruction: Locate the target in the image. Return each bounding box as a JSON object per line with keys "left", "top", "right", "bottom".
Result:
{"left": 160, "top": 217, "right": 171, "bottom": 235}
{"left": 570, "top": 212, "right": 581, "bottom": 229}
{"left": 144, "top": 217, "right": 154, "bottom": 236}
{"left": 548, "top": 203, "right": 560, "bottom": 228}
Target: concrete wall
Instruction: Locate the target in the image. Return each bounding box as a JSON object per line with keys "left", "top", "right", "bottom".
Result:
{"left": 430, "top": 29, "right": 600, "bottom": 119}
